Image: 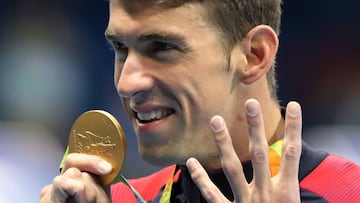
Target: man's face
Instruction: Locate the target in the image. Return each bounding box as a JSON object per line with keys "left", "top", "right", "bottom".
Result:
{"left": 106, "top": 1, "right": 247, "bottom": 167}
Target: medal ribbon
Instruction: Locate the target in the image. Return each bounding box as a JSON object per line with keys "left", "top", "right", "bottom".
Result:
{"left": 269, "top": 138, "right": 283, "bottom": 176}
{"left": 117, "top": 175, "right": 148, "bottom": 203}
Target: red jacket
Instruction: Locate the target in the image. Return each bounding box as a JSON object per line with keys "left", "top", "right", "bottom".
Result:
{"left": 111, "top": 153, "right": 360, "bottom": 202}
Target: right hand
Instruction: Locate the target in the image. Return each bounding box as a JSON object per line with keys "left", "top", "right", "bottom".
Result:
{"left": 40, "top": 153, "right": 112, "bottom": 203}
{"left": 186, "top": 100, "right": 302, "bottom": 203}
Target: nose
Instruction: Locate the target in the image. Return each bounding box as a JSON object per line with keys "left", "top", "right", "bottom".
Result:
{"left": 116, "top": 52, "right": 154, "bottom": 98}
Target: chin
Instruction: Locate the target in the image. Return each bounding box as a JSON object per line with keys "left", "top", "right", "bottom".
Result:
{"left": 139, "top": 147, "right": 187, "bottom": 167}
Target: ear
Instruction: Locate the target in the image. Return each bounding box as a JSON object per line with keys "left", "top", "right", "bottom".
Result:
{"left": 232, "top": 25, "right": 279, "bottom": 85}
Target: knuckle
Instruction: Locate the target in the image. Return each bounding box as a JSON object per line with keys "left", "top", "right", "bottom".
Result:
{"left": 63, "top": 167, "right": 82, "bottom": 178}
{"left": 190, "top": 167, "right": 206, "bottom": 181}
{"left": 284, "top": 144, "right": 301, "bottom": 160}
{"left": 201, "top": 186, "right": 216, "bottom": 201}
{"left": 222, "top": 159, "right": 240, "bottom": 177}
{"left": 251, "top": 192, "right": 271, "bottom": 203}
{"left": 81, "top": 171, "right": 93, "bottom": 179}
{"left": 247, "top": 118, "right": 260, "bottom": 127}
{"left": 74, "top": 182, "right": 86, "bottom": 194}
{"left": 276, "top": 190, "right": 300, "bottom": 203}
{"left": 201, "top": 187, "right": 212, "bottom": 200}
{"left": 52, "top": 175, "right": 63, "bottom": 186}
{"left": 250, "top": 146, "right": 267, "bottom": 163}
{"left": 40, "top": 184, "right": 51, "bottom": 198}
{"left": 64, "top": 153, "right": 77, "bottom": 167}
{"left": 214, "top": 131, "right": 229, "bottom": 145}
{"left": 81, "top": 171, "right": 98, "bottom": 183}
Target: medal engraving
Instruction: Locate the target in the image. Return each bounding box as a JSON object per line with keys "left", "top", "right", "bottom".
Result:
{"left": 72, "top": 130, "right": 116, "bottom": 156}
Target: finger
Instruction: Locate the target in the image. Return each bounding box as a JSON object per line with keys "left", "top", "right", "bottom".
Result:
{"left": 52, "top": 174, "right": 87, "bottom": 203}
{"left": 280, "top": 101, "right": 302, "bottom": 182}
{"left": 186, "top": 157, "right": 229, "bottom": 203}
{"left": 245, "top": 99, "right": 271, "bottom": 189}
{"left": 210, "top": 115, "right": 248, "bottom": 201}
{"left": 62, "top": 153, "right": 112, "bottom": 176}
{"left": 53, "top": 168, "right": 98, "bottom": 203}
{"left": 40, "top": 184, "right": 52, "bottom": 201}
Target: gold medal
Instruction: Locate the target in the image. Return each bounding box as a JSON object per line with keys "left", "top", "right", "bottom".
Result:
{"left": 68, "top": 110, "right": 127, "bottom": 185}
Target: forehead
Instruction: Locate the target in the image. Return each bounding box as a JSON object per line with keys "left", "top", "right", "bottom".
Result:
{"left": 106, "top": 1, "right": 210, "bottom": 40}
{"left": 108, "top": 0, "right": 196, "bottom": 14}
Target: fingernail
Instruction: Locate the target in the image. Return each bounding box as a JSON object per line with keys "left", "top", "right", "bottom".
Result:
{"left": 98, "top": 161, "right": 112, "bottom": 173}
{"left": 245, "top": 99, "right": 259, "bottom": 116}
{"left": 210, "top": 115, "right": 225, "bottom": 132}
{"left": 287, "top": 102, "right": 300, "bottom": 117}
{"left": 186, "top": 158, "right": 197, "bottom": 171}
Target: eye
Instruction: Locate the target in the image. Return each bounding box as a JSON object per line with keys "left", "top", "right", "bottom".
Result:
{"left": 152, "top": 41, "right": 177, "bottom": 51}
{"left": 147, "top": 41, "right": 179, "bottom": 61}
{"left": 112, "top": 41, "right": 128, "bottom": 62}
{"left": 151, "top": 41, "right": 177, "bottom": 52}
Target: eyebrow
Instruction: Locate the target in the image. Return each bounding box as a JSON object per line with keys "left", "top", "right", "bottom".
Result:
{"left": 142, "top": 32, "right": 190, "bottom": 49}
{"left": 105, "top": 29, "right": 189, "bottom": 48}
{"left": 104, "top": 29, "right": 122, "bottom": 41}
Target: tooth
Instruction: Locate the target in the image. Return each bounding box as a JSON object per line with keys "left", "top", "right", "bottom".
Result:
{"left": 138, "top": 112, "right": 149, "bottom": 120}
{"left": 164, "top": 110, "right": 169, "bottom": 117}
{"left": 137, "top": 109, "right": 172, "bottom": 121}
{"left": 145, "top": 113, "right": 151, "bottom": 120}
{"left": 137, "top": 113, "right": 144, "bottom": 120}
{"left": 155, "top": 111, "right": 161, "bottom": 119}
{"left": 151, "top": 112, "right": 156, "bottom": 120}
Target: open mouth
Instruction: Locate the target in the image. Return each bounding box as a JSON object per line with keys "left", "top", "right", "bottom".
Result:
{"left": 135, "top": 108, "right": 175, "bottom": 123}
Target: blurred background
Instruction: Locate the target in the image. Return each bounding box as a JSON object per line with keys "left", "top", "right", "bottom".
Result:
{"left": 0, "top": 0, "right": 359, "bottom": 202}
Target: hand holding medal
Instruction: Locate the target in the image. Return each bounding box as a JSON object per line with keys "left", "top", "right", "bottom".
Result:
{"left": 67, "top": 110, "right": 127, "bottom": 186}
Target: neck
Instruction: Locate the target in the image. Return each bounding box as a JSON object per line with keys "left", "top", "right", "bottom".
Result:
{"left": 232, "top": 80, "right": 284, "bottom": 162}
{"left": 267, "top": 106, "right": 285, "bottom": 145}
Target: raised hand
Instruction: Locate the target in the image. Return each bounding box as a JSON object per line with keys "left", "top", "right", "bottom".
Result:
{"left": 186, "top": 99, "right": 302, "bottom": 203}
